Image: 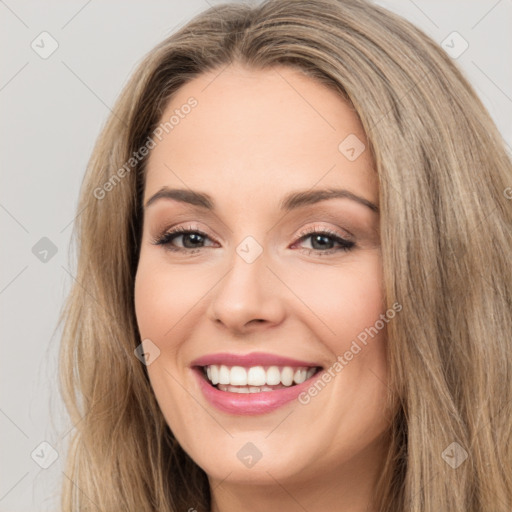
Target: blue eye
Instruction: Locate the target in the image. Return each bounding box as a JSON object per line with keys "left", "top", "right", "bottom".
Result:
{"left": 151, "top": 225, "right": 356, "bottom": 256}
{"left": 152, "top": 226, "right": 212, "bottom": 253}
{"left": 295, "top": 228, "right": 355, "bottom": 255}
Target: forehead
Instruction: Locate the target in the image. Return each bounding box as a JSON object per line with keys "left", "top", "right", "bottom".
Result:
{"left": 143, "top": 63, "right": 377, "bottom": 209}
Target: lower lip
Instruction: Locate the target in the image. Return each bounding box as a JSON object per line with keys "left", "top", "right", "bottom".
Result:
{"left": 192, "top": 367, "right": 322, "bottom": 415}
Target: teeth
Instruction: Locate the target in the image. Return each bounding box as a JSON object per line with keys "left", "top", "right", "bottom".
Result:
{"left": 210, "top": 365, "right": 219, "bottom": 385}
{"left": 218, "top": 384, "right": 275, "bottom": 393}
{"left": 218, "top": 365, "right": 230, "bottom": 385}
{"left": 281, "top": 366, "right": 294, "bottom": 386}
{"left": 293, "top": 368, "right": 307, "bottom": 384}
{"left": 230, "top": 366, "right": 247, "bottom": 386}
{"left": 247, "top": 366, "right": 266, "bottom": 386}
{"left": 203, "top": 364, "right": 319, "bottom": 388}
{"left": 266, "top": 366, "right": 281, "bottom": 385}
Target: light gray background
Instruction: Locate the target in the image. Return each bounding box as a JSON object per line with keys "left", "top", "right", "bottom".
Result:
{"left": 1, "top": 1, "right": 511, "bottom": 510}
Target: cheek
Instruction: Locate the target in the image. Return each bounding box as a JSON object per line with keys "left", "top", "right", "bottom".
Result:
{"left": 134, "top": 256, "right": 205, "bottom": 342}
{"left": 134, "top": 249, "right": 385, "bottom": 358}
{"left": 290, "top": 251, "right": 385, "bottom": 347}
{"left": 133, "top": 249, "right": 390, "bottom": 478}
{"left": 133, "top": 259, "right": 200, "bottom": 429}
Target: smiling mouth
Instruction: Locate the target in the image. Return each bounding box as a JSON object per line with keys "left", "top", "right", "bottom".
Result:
{"left": 198, "top": 364, "right": 322, "bottom": 393}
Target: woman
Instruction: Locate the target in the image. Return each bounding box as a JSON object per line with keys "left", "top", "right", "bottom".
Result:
{"left": 57, "top": 0, "right": 512, "bottom": 510}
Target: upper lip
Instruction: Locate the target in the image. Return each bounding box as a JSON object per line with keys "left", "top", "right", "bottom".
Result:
{"left": 190, "top": 352, "right": 323, "bottom": 368}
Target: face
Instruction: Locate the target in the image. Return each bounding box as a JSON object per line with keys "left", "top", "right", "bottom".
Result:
{"left": 134, "top": 63, "right": 391, "bottom": 491}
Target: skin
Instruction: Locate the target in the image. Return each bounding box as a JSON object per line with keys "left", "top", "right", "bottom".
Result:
{"left": 134, "top": 63, "right": 392, "bottom": 512}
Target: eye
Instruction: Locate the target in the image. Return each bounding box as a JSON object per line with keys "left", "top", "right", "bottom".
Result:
{"left": 293, "top": 226, "right": 355, "bottom": 256}
{"left": 151, "top": 224, "right": 215, "bottom": 253}
{"left": 151, "top": 224, "right": 356, "bottom": 256}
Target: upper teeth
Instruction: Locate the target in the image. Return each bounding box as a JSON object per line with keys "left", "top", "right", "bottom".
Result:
{"left": 205, "top": 365, "right": 317, "bottom": 387}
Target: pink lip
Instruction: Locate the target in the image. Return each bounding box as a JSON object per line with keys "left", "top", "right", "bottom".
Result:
{"left": 190, "top": 351, "right": 322, "bottom": 368}
{"left": 191, "top": 367, "right": 324, "bottom": 416}
{"left": 190, "top": 352, "right": 323, "bottom": 415}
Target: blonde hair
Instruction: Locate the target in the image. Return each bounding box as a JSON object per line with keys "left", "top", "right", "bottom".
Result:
{"left": 57, "top": 0, "right": 512, "bottom": 510}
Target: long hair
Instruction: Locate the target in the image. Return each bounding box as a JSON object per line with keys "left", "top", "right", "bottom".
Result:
{"left": 57, "top": 0, "right": 512, "bottom": 510}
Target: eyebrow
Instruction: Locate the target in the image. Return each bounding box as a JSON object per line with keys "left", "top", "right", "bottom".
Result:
{"left": 144, "top": 186, "right": 379, "bottom": 213}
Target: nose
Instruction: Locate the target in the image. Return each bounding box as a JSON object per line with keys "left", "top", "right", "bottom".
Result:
{"left": 206, "top": 244, "right": 286, "bottom": 335}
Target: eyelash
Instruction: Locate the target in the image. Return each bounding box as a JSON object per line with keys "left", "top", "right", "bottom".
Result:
{"left": 151, "top": 224, "right": 356, "bottom": 256}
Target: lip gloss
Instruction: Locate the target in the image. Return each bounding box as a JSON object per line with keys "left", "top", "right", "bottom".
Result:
{"left": 192, "top": 367, "right": 322, "bottom": 415}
